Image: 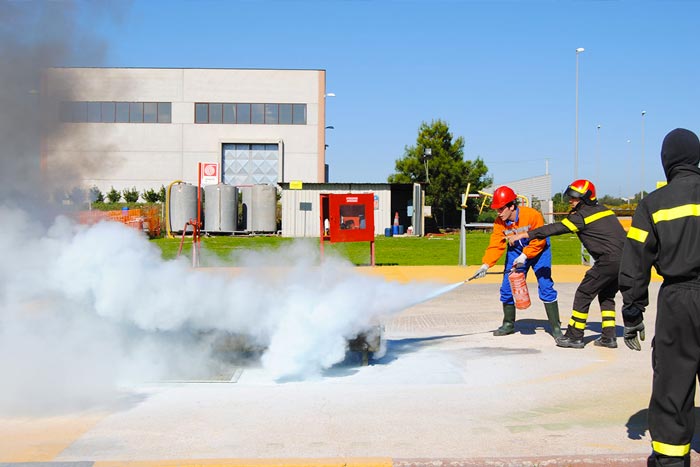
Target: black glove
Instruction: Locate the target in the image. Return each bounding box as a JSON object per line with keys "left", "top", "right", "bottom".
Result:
{"left": 622, "top": 305, "right": 645, "bottom": 351}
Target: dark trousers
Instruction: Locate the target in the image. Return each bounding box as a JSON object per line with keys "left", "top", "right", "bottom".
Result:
{"left": 649, "top": 281, "right": 700, "bottom": 464}
{"left": 567, "top": 259, "right": 620, "bottom": 338}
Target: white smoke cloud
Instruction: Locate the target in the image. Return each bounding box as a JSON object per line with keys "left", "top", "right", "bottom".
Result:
{"left": 0, "top": 205, "right": 443, "bottom": 414}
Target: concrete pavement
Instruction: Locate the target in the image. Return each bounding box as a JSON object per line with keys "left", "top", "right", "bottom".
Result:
{"left": 2, "top": 265, "right": 692, "bottom": 467}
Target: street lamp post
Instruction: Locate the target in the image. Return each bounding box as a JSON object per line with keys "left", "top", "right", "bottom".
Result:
{"left": 323, "top": 93, "right": 335, "bottom": 182}
{"left": 423, "top": 148, "right": 432, "bottom": 183}
{"left": 641, "top": 110, "right": 646, "bottom": 199}
{"left": 626, "top": 139, "right": 632, "bottom": 200}
{"left": 596, "top": 124, "right": 601, "bottom": 183}
{"left": 575, "top": 47, "right": 585, "bottom": 179}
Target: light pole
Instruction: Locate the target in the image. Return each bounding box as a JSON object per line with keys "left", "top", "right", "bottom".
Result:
{"left": 575, "top": 47, "right": 585, "bottom": 179}
{"left": 641, "top": 110, "right": 646, "bottom": 199}
{"left": 626, "top": 139, "right": 632, "bottom": 200}
{"left": 423, "top": 148, "right": 432, "bottom": 183}
{"left": 323, "top": 93, "right": 335, "bottom": 182}
{"left": 596, "top": 124, "right": 601, "bottom": 183}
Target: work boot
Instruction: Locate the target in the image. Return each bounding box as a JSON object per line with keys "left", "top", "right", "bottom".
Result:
{"left": 544, "top": 301, "right": 563, "bottom": 340}
{"left": 555, "top": 332, "right": 585, "bottom": 349}
{"left": 648, "top": 453, "right": 689, "bottom": 467}
{"left": 494, "top": 303, "right": 516, "bottom": 336}
{"left": 594, "top": 336, "right": 618, "bottom": 348}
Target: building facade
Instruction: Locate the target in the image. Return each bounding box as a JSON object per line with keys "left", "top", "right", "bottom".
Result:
{"left": 42, "top": 67, "right": 329, "bottom": 195}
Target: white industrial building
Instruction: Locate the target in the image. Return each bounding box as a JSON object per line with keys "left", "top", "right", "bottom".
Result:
{"left": 41, "top": 67, "right": 329, "bottom": 194}
{"left": 40, "top": 67, "right": 554, "bottom": 236}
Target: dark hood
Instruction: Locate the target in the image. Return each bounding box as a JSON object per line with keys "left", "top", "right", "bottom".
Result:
{"left": 661, "top": 128, "right": 700, "bottom": 181}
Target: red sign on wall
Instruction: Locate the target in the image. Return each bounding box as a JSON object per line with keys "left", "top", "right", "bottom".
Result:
{"left": 201, "top": 163, "right": 219, "bottom": 186}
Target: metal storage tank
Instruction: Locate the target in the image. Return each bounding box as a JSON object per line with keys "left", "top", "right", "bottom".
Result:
{"left": 204, "top": 184, "right": 238, "bottom": 233}
{"left": 169, "top": 183, "right": 199, "bottom": 234}
{"left": 250, "top": 184, "right": 277, "bottom": 232}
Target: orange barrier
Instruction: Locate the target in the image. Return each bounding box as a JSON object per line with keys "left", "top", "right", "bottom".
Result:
{"left": 76, "top": 206, "right": 162, "bottom": 238}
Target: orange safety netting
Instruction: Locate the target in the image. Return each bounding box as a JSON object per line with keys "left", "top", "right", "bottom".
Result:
{"left": 76, "top": 206, "right": 162, "bottom": 238}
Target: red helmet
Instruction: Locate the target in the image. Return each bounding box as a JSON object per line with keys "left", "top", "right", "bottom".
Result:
{"left": 491, "top": 186, "right": 518, "bottom": 210}
{"left": 565, "top": 179, "right": 597, "bottom": 204}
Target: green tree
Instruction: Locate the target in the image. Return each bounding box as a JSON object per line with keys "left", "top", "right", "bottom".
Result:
{"left": 122, "top": 186, "right": 140, "bottom": 203}
{"left": 388, "top": 119, "right": 492, "bottom": 227}
{"left": 106, "top": 186, "right": 121, "bottom": 203}
{"left": 89, "top": 186, "right": 105, "bottom": 204}
{"left": 142, "top": 187, "right": 161, "bottom": 203}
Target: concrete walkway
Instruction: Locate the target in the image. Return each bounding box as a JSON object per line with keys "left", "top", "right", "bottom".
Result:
{"left": 2, "top": 266, "right": 691, "bottom": 467}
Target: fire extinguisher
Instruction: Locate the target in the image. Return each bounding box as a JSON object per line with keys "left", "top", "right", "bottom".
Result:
{"left": 508, "top": 270, "right": 531, "bottom": 310}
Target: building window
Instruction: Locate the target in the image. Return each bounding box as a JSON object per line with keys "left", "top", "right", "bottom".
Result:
{"left": 251, "top": 104, "right": 264, "bottom": 124}
{"left": 209, "top": 103, "right": 223, "bottom": 124}
{"left": 129, "top": 102, "right": 143, "bottom": 122}
{"left": 236, "top": 103, "right": 251, "bottom": 124}
{"left": 116, "top": 102, "right": 130, "bottom": 122}
{"left": 100, "top": 102, "right": 115, "bottom": 123}
{"left": 195, "top": 103, "right": 208, "bottom": 123}
{"left": 279, "top": 104, "right": 292, "bottom": 124}
{"left": 193, "top": 102, "right": 307, "bottom": 125}
{"left": 59, "top": 101, "right": 172, "bottom": 123}
{"left": 292, "top": 104, "right": 306, "bottom": 124}
{"left": 223, "top": 103, "right": 235, "bottom": 123}
{"left": 265, "top": 104, "right": 278, "bottom": 124}
{"left": 157, "top": 102, "right": 171, "bottom": 123}
{"left": 143, "top": 102, "right": 158, "bottom": 123}
{"left": 87, "top": 102, "right": 101, "bottom": 122}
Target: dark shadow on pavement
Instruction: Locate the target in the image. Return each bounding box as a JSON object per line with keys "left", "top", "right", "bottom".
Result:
{"left": 627, "top": 407, "right": 700, "bottom": 454}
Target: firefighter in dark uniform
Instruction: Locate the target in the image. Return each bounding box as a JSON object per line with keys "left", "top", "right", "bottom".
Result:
{"left": 619, "top": 128, "right": 700, "bottom": 467}
{"left": 509, "top": 179, "right": 626, "bottom": 348}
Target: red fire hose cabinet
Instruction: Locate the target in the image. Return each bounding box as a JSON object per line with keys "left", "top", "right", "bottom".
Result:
{"left": 320, "top": 193, "right": 376, "bottom": 265}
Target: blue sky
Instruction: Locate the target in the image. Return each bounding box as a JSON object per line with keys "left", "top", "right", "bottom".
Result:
{"left": 85, "top": 0, "right": 699, "bottom": 198}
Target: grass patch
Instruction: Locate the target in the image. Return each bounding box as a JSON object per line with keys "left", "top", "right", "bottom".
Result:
{"left": 151, "top": 232, "right": 584, "bottom": 266}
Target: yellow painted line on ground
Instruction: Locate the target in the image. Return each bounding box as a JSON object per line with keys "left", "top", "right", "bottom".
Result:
{"left": 205, "top": 265, "right": 661, "bottom": 285}
{"left": 0, "top": 414, "right": 106, "bottom": 462}
{"left": 357, "top": 265, "right": 592, "bottom": 284}
{"left": 95, "top": 458, "right": 393, "bottom": 467}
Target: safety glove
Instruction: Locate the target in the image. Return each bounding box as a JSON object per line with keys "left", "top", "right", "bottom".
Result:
{"left": 622, "top": 305, "right": 645, "bottom": 351}
{"left": 512, "top": 252, "right": 527, "bottom": 271}
{"left": 472, "top": 264, "right": 489, "bottom": 280}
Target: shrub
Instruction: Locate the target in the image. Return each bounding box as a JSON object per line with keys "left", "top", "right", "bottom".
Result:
{"left": 158, "top": 185, "right": 166, "bottom": 202}
{"left": 142, "top": 188, "right": 161, "bottom": 203}
{"left": 122, "top": 186, "right": 140, "bottom": 203}
{"left": 106, "top": 187, "right": 121, "bottom": 203}
{"left": 89, "top": 186, "right": 105, "bottom": 203}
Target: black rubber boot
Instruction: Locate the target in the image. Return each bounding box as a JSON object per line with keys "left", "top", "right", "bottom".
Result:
{"left": 544, "top": 301, "right": 563, "bottom": 340}
{"left": 494, "top": 304, "right": 516, "bottom": 336}
{"left": 594, "top": 336, "right": 618, "bottom": 348}
{"left": 555, "top": 327, "right": 585, "bottom": 349}
{"left": 648, "top": 453, "right": 689, "bottom": 467}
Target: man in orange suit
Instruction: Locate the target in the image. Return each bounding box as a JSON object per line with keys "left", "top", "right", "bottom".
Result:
{"left": 472, "top": 186, "right": 562, "bottom": 339}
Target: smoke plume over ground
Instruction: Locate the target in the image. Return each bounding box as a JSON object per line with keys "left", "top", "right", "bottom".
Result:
{"left": 0, "top": 208, "right": 440, "bottom": 414}
{"left": 0, "top": 1, "right": 447, "bottom": 416}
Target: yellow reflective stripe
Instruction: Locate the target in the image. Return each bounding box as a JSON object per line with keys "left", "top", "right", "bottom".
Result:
{"left": 602, "top": 321, "right": 616, "bottom": 328}
{"left": 627, "top": 226, "right": 648, "bottom": 243}
{"left": 571, "top": 310, "right": 588, "bottom": 320}
{"left": 652, "top": 204, "right": 700, "bottom": 223}
{"left": 561, "top": 218, "right": 579, "bottom": 232}
{"left": 572, "top": 321, "right": 586, "bottom": 330}
{"left": 652, "top": 440, "right": 690, "bottom": 456}
{"left": 601, "top": 310, "right": 616, "bottom": 318}
{"left": 584, "top": 210, "right": 615, "bottom": 224}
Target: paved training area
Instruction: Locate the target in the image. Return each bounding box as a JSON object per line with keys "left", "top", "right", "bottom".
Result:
{"left": 2, "top": 265, "right": 696, "bottom": 467}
